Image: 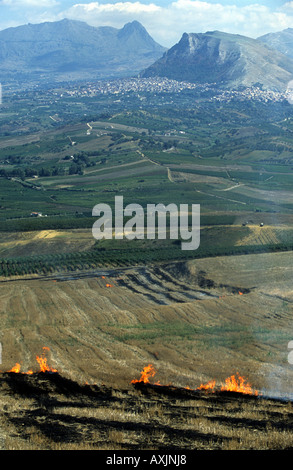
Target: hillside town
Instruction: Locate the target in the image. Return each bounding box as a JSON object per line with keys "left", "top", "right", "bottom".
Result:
{"left": 61, "top": 77, "right": 291, "bottom": 104}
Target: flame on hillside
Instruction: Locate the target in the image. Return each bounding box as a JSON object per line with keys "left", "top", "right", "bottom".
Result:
{"left": 36, "top": 347, "right": 58, "bottom": 373}
{"left": 221, "top": 372, "right": 258, "bottom": 396}
{"left": 196, "top": 379, "right": 216, "bottom": 391}
{"left": 6, "top": 347, "right": 57, "bottom": 375}
{"left": 100, "top": 275, "right": 114, "bottom": 287}
{"left": 131, "top": 365, "right": 259, "bottom": 396}
{"left": 8, "top": 363, "right": 21, "bottom": 373}
{"left": 131, "top": 364, "right": 156, "bottom": 384}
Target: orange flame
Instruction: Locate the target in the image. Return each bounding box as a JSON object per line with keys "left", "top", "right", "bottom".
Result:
{"left": 197, "top": 379, "right": 216, "bottom": 391}
{"left": 36, "top": 347, "right": 57, "bottom": 373}
{"left": 239, "top": 291, "right": 243, "bottom": 295}
{"left": 7, "top": 363, "right": 33, "bottom": 374}
{"left": 130, "top": 366, "right": 259, "bottom": 396}
{"left": 8, "top": 363, "right": 21, "bottom": 373}
{"left": 131, "top": 364, "right": 156, "bottom": 384}
{"left": 6, "top": 347, "right": 57, "bottom": 375}
{"left": 106, "top": 283, "right": 113, "bottom": 288}
{"left": 221, "top": 373, "right": 258, "bottom": 395}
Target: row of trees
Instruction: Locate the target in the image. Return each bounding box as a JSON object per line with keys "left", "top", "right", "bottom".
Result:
{"left": 1, "top": 241, "right": 292, "bottom": 277}
{"left": 0, "top": 165, "right": 84, "bottom": 179}
{"left": 0, "top": 150, "right": 106, "bottom": 180}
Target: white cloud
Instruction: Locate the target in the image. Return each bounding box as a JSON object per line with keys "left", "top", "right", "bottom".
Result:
{"left": 75, "top": 1, "right": 160, "bottom": 14}
{"left": 282, "top": 2, "right": 293, "bottom": 10}
{"left": 57, "top": 1, "right": 293, "bottom": 46}
{"left": 62, "top": 1, "right": 161, "bottom": 29}
{"left": 1, "top": 0, "right": 58, "bottom": 7}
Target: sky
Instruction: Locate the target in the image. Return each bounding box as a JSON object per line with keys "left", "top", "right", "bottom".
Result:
{"left": 0, "top": 0, "right": 292, "bottom": 46}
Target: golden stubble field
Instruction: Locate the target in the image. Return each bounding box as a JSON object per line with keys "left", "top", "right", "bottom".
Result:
{"left": 0, "top": 250, "right": 293, "bottom": 399}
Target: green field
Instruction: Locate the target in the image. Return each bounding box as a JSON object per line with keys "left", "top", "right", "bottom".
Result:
{"left": 0, "top": 86, "right": 293, "bottom": 274}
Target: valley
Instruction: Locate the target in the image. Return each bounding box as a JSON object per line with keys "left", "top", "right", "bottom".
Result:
{"left": 0, "top": 83, "right": 293, "bottom": 391}
{"left": 0, "top": 18, "right": 293, "bottom": 450}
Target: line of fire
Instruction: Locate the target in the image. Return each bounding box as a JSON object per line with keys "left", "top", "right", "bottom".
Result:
{"left": 3, "top": 348, "right": 259, "bottom": 398}
{"left": 130, "top": 364, "right": 259, "bottom": 396}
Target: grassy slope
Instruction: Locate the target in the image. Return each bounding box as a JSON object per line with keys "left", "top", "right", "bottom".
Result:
{"left": 0, "top": 251, "right": 293, "bottom": 449}
{"left": 0, "top": 251, "right": 292, "bottom": 394}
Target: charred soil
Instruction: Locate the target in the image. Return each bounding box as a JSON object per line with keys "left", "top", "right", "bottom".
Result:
{"left": 1, "top": 370, "right": 293, "bottom": 450}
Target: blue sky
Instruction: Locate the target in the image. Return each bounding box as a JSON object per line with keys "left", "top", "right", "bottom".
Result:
{"left": 0, "top": 0, "right": 292, "bottom": 46}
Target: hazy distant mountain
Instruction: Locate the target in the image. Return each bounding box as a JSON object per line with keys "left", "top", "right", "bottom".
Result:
{"left": 140, "top": 30, "right": 293, "bottom": 91}
{"left": 0, "top": 19, "right": 166, "bottom": 83}
{"left": 258, "top": 28, "right": 293, "bottom": 59}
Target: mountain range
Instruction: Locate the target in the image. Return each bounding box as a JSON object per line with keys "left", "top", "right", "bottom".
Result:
{"left": 0, "top": 19, "right": 166, "bottom": 83}
{"left": 258, "top": 28, "right": 293, "bottom": 59}
{"left": 0, "top": 19, "right": 293, "bottom": 91}
{"left": 140, "top": 30, "right": 293, "bottom": 92}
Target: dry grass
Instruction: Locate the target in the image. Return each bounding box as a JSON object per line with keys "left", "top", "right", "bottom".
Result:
{"left": 0, "top": 229, "right": 95, "bottom": 258}
{"left": 0, "top": 251, "right": 293, "bottom": 450}
{"left": 0, "top": 253, "right": 293, "bottom": 391}
{"left": 1, "top": 372, "right": 293, "bottom": 450}
{"left": 235, "top": 224, "right": 286, "bottom": 246}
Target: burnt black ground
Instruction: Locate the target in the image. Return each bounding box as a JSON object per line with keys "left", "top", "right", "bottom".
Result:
{"left": 0, "top": 371, "right": 293, "bottom": 450}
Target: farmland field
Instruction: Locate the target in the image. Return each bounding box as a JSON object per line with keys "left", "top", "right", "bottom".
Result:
{"left": 0, "top": 82, "right": 293, "bottom": 450}
{"left": 1, "top": 251, "right": 293, "bottom": 395}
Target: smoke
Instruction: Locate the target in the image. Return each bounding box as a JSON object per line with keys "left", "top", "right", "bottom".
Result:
{"left": 259, "top": 362, "right": 293, "bottom": 401}
{"left": 286, "top": 80, "right": 293, "bottom": 104}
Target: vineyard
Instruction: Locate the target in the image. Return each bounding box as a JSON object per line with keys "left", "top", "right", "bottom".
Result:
{"left": 1, "top": 222, "right": 293, "bottom": 278}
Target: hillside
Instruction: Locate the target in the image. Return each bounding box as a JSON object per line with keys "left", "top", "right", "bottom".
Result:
{"left": 258, "top": 28, "right": 293, "bottom": 59}
{"left": 0, "top": 368, "right": 293, "bottom": 450}
{"left": 140, "top": 30, "right": 293, "bottom": 91}
{"left": 1, "top": 249, "right": 293, "bottom": 450}
{"left": 1, "top": 251, "right": 293, "bottom": 395}
{"left": 0, "top": 19, "right": 166, "bottom": 83}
